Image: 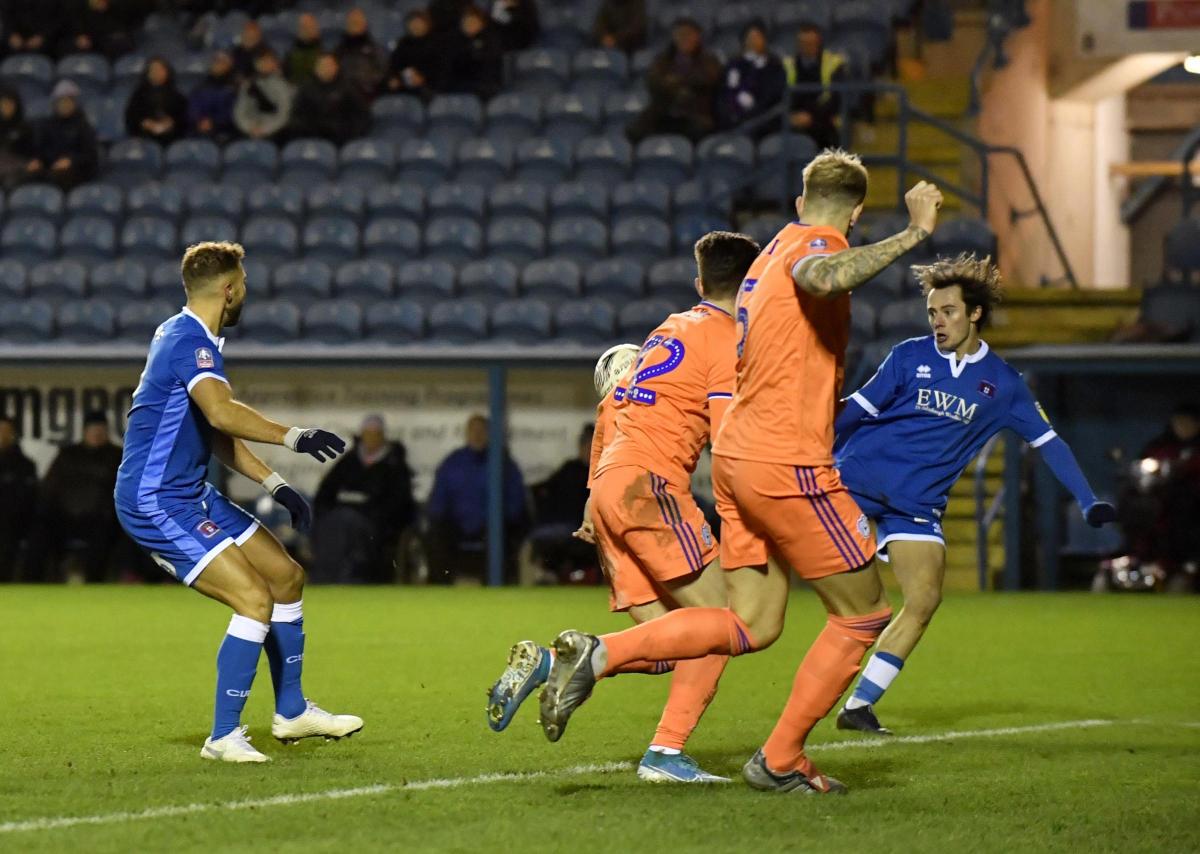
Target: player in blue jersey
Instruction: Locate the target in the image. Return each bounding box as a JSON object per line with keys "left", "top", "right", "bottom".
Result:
{"left": 831, "top": 254, "right": 1117, "bottom": 735}
{"left": 114, "top": 241, "right": 363, "bottom": 763}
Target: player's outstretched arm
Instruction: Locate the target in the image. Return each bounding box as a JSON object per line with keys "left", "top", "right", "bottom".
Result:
{"left": 210, "top": 433, "right": 314, "bottom": 532}
{"left": 1035, "top": 436, "right": 1116, "bottom": 528}
{"left": 794, "top": 181, "right": 943, "bottom": 298}
{"left": 190, "top": 377, "right": 346, "bottom": 462}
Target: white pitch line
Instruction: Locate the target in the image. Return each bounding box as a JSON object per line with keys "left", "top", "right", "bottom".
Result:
{"left": 0, "top": 719, "right": 1132, "bottom": 835}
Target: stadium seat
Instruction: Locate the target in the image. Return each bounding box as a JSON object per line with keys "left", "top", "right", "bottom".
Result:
{"left": 755, "top": 132, "right": 819, "bottom": 201}
{"left": 280, "top": 139, "right": 339, "bottom": 185}
{"left": 241, "top": 216, "right": 299, "bottom": 266}
{"left": 239, "top": 300, "right": 302, "bottom": 344}
{"left": 127, "top": 182, "right": 184, "bottom": 221}
{"left": 0, "top": 298, "right": 54, "bottom": 342}
{"left": 544, "top": 93, "right": 604, "bottom": 146}
{"left": 673, "top": 179, "right": 733, "bottom": 220}
{"left": 397, "top": 259, "right": 457, "bottom": 303}
{"left": 428, "top": 298, "right": 488, "bottom": 344}
{"left": 207, "top": 12, "right": 249, "bottom": 50}
{"left": 485, "top": 93, "right": 543, "bottom": 142}
{"left": 515, "top": 137, "right": 573, "bottom": 184}
{"left": 113, "top": 53, "right": 144, "bottom": 88}
{"left": 930, "top": 218, "right": 998, "bottom": 259}
{"left": 832, "top": 0, "right": 893, "bottom": 65}
{"left": 556, "top": 299, "right": 617, "bottom": 345}
{"left": 548, "top": 216, "right": 608, "bottom": 261}
{"left": 850, "top": 299, "right": 878, "bottom": 342}
{"left": 487, "top": 217, "right": 546, "bottom": 265}
{"left": 630, "top": 47, "right": 655, "bottom": 78}
{"left": 180, "top": 184, "right": 242, "bottom": 222}
{"left": 743, "top": 213, "right": 788, "bottom": 247}
{"left": 774, "top": 0, "right": 833, "bottom": 32}
{"left": 428, "top": 183, "right": 487, "bottom": 221}
{"left": 427, "top": 94, "right": 484, "bottom": 148}
{"left": 339, "top": 138, "right": 396, "bottom": 186}
{"left": 2, "top": 217, "right": 57, "bottom": 264}
{"left": 0, "top": 259, "right": 28, "bottom": 299}
{"left": 522, "top": 257, "right": 583, "bottom": 303}
{"left": 425, "top": 216, "right": 484, "bottom": 263}
{"left": 363, "top": 218, "right": 422, "bottom": 264}
{"left": 148, "top": 260, "right": 183, "bottom": 300}
{"left": 714, "top": 2, "right": 756, "bottom": 42}
{"left": 106, "top": 139, "right": 164, "bottom": 188}
{"left": 490, "top": 182, "right": 548, "bottom": 220}
{"left": 584, "top": 257, "right": 644, "bottom": 301}
{"left": 272, "top": 260, "right": 334, "bottom": 304}
{"left": 179, "top": 215, "right": 239, "bottom": 249}
{"left": 303, "top": 302, "right": 363, "bottom": 344}
{"left": 372, "top": 94, "right": 426, "bottom": 137}
{"left": 245, "top": 184, "right": 305, "bottom": 222}
{"left": 571, "top": 49, "right": 629, "bottom": 96}
{"left": 66, "top": 183, "right": 122, "bottom": 220}
{"left": 611, "top": 181, "right": 671, "bottom": 219}
{"left": 60, "top": 215, "right": 117, "bottom": 262}
{"left": 1141, "top": 283, "right": 1200, "bottom": 340}
{"left": 491, "top": 298, "right": 553, "bottom": 345}
{"left": 0, "top": 54, "right": 53, "bottom": 100}
{"left": 302, "top": 217, "right": 360, "bottom": 265}
{"left": 335, "top": 260, "right": 393, "bottom": 301}
{"left": 307, "top": 183, "right": 366, "bottom": 221}
{"left": 634, "top": 135, "right": 693, "bottom": 185}
{"left": 365, "top": 299, "right": 426, "bottom": 344}
{"left": 647, "top": 256, "right": 698, "bottom": 299}
{"left": 57, "top": 299, "right": 116, "bottom": 342}
{"left": 603, "top": 90, "right": 648, "bottom": 136}
{"left": 164, "top": 139, "right": 222, "bottom": 187}
{"left": 118, "top": 299, "right": 175, "bottom": 342}
{"left": 879, "top": 300, "right": 932, "bottom": 340}
{"left": 366, "top": 183, "right": 425, "bottom": 222}
{"left": 674, "top": 212, "right": 731, "bottom": 250}
{"left": 697, "top": 134, "right": 756, "bottom": 186}
{"left": 88, "top": 95, "right": 126, "bottom": 144}
{"left": 90, "top": 259, "right": 148, "bottom": 301}
{"left": 121, "top": 216, "right": 177, "bottom": 263}
{"left": 540, "top": 6, "right": 588, "bottom": 50}
{"left": 456, "top": 138, "right": 513, "bottom": 187}
{"left": 399, "top": 138, "right": 455, "bottom": 188}
{"left": 612, "top": 215, "right": 672, "bottom": 264}
{"left": 9, "top": 184, "right": 64, "bottom": 221}
{"left": 459, "top": 258, "right": 520, "bottom": 305}
{"left": 549, "top": 182, "right": 609, "bottom": 220}
{"left": 618, "top": 297, "right": 674, "bottom": 340}
{"left": 222, "top": 139, "right": 279, "bottom": 186}
{"left": 513, "top": 48, "right": 571, "bottom": 94}
{"left": 575, "top": 136, "right": 633, "bottom": 186}
{"left": 30, "top": 260, "right": 88, "bottom": 302}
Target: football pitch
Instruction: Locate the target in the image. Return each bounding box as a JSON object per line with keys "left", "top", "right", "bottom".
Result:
{"left": 2, "top": 586, "right": 1197, "bottom": 853}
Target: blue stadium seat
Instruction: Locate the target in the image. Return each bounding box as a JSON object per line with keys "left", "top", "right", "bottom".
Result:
{"left": 148, "top": 260, "right": 183, "bottom": 300}
{"left": 0, "top": 54, "right": 53, "bottom": 100}
{"left": 90, "top": 259, "right": 147, "bottom": 301}
{"left": 755, "top": 132, "right": 819, "bottom": 201}
{"left": 242, "top": 258, "right": 270, "bottom": 294}
{"left": 634, "top": 135, "right": 693, "bottom": 185}
{"left": 572, "top": 49, "right": 629, "bottom": 95}
{"left": 556, "top": 299, "right": 617, "bottom": 345}
{"left": 90, "top": 96, "right": 126, "bottom": 144}
{"left": 427, "top": 298, "right": 488, "bottom": 345}
{"left": 2, "top": 217, "right": 57, "bottom": 264}
{"left": 673, "top": 214, "right": 731, "bottom": 251}
{"left": 832, "top": 0, "right": 893, "bottom": 66}
{"left": 175, "top": 53, "right": 211, "bottom": 92}
{"left": 240, "top": 300, "right": 302, "bottom": 344}
{"left": 550, "top": 182, "right": 608, "bottom": 220}
{"left": 9, "top": 184, "right": 64, "bottom": 221}
{"left": 427, "top": 95, "right": 484, "bottom": 148}
{"left": 207, "top": 12, "right": 250, "bottom": 50}
{"left": 604, "top": 90, "right": 648, "bottom": 135}
{"left": 522, "top": 257, "right": 583, "bottom": 302}
{"left": 866, "top": 263, "right": 908, "bottom": 299}
{"left": 335, "top": 260, "right": 393, "bottom": 301}
{"left": 930, "top": 218, "right": 998, "bottom": 259}
{"left": 491, "top": 298, "right": 553, "bottom": 345}
{"left": 456, "top": 138, "right": 513, "bottom": 187}
{"left": 428, "top": 183, "right": 487, "bottom": 221}
{"left": 60, "top": 215, "right": 117, "bottom": 262}
{"left": 121, "top": 216, "right": 177, "bottom": 263}
{"left": 302, "top": 217, "right": 360, "bottom": 265}
{"left": 714, "top": 3, "right": 756, "bottom": 42}
{"left": 618, "top": 297, "right": 674, "bottom": 340}
{"left": 540, "top": 6, "right": 588, "bottom": 50}
{"left": 490, "top": 182, "right": 547, "bottom": 220}
{"left": 513, "top": 48, "right": 571, "bottom": 94}
{"left": 339, "top": 138, "right": 396, "bottom": 186}
{"left": 544, "top": 93, "right": 603, "bottom": 146}
{"left": 697, "top": 134, "right": 756, "bottom": 186}
{"left": 515, "top": 137, "right": 573, "bottom": 184}
{"left": 184, "top": 184, "right": 243, "bottom": 221}
{"left": 548, "top": 216, "right": 607, "bottom": 261}
{"left": 127, "top": 182, "right": 184, "bottom": 221}
{"left": 584, "top": 257, "right": 644, "bottom": 301}
{"left": 0, "top": 259, "right": 28, "bottom": 299}
{"left": 879, "top": 300, "right": 931, "bottom": 340}
{"left": 673, "top": 179, "right": 733, "bottom": 220}
{"left": 303, "top": 302, "right": 363, "bottom": 344}
{"left": 365, "top": 299, "right": 426, "bottom": 344}
{"left": 66, "top": 183, "right": 122, "bottom": 220}
{"left": 850, "top": 299, "right": 878, "bottom": 342}
{"left": 611, "top": 181, "right": 671, "bottom": 219}
{"left": 399, "top": 138, "right": 455, "bottom": 188}
{"left": 363, "top": 218, "right": 422, "bottom": 264}
{"left": 118, "top": 299, "right": 175, "bottom": 342}
{"left": 487, "top": 217, "right": 546, "bottom": 265}
{"left": 241, "top": 216, "right": 299, "bottom": 266}
{"left": 165, "top": 139, "right": 221, "bottom": 187}
{"left": 774, "top": 0, "right": 833, "bottom": 32}
{"left": 485, "top": 93, "right": 542, "bottom": 142}
{"left": 307, "top": 184, "right": 366, "bottom": 221}
{"left": 1142, "top": 283, "right": 1200, "bottom": 339}
{"left": 222, "top": 139, "right": 279, "bottom": 186}
{"left": 30, "top": 260, "right": 88, "bottom": 302}
{"left": 0, "top": 298, "right": 54, "bottom": 342}
{"left": 425, "top": 216, "right": 484, "bottom": 263}
{"left": 459, "top": 258, "right": 520, "bottom": 304}
{"left": 630, "top": 47, "right": 655, "bottom": 78}
{"left": 180, "top": 215, "right": 239, "bottom": 249}
{"left": 397, "top": 259, "right": 456, "bottom": 304}
{"left": 245, "top": 184, "right": 305, "bottom": 222}
{"left": 113, "top": 54, "right": 145, "bottom": 88}
{"left": 106, "top": 139, "right": 164, "bottom": 188}
{"left": 612, "top": 215, "right": 672, "bottom": 265}
{"left": 372, "top": 94, "right": 425, "bottom": 137}
{"left": 57, "top": 299, "right": 116, "bottom": 342}
{"left": 280, "top": 139, "right": 339, "bottom": 185}
{"left": 575, "top": 136, "right": 633, "bottom": 186}
{"left": 366, "top": 184, "right": 425, "bottom": 222}
{"left": 647, "top": 256, "right": 698, "bottom": 300}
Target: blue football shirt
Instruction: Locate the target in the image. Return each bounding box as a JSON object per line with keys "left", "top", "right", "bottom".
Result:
{"left": 835, "top": 335, "right": 1057, "bottom": 519}
{"left": 114, "top": 308, "right": 228, "bottom": 510}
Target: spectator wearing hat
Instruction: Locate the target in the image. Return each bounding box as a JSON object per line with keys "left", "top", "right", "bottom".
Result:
{"left": 626, "top": 17, "right": 722, "bottom": 143}
{"left": 717, "top": 20, "right": 786, "bottom": 138}
{"left": 25, "top": 80, "right": 98, "bottom": 190}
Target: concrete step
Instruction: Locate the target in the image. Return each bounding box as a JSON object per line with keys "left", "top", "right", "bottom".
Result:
{"left": 876, "top": 77, "right": 973, "bottom": 120}
{"left": 865, "top": 164, "right": 965, "bottom": 210}
{"left": 853, "top": 121, "right": 964, "bottom": 163}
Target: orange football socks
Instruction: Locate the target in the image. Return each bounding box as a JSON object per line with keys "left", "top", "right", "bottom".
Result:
{"left": 651, "top": 654, "right": 729, "bottom": 751}
{"left": 599, "top": 608, "right": 757, "bottom": 677}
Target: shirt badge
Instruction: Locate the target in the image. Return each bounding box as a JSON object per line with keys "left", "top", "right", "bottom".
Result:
{"left": 809, "top": 238, "right": 828, "bottom": 249}
{"left": 978, "top": 380, "right": 996, "bottom": 398}
{"left": 197, "top": 520, "right": 220, "bottom": 538}
{"left": 195, "top": 347, "right": 214, "bottom": 369}
{"left": 916, "top": 364, "right": 932, "bottom": 379}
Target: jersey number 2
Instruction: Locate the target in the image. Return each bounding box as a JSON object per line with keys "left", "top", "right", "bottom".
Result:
{"left": 626, "top": 335, "right": 685, "bottom": 405}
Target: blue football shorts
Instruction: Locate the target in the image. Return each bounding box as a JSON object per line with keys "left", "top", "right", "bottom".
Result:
{"left": 116, "top": 484, "right": 260, "bottom": 585}
{"left": 851, "top": 493, "right": 945, "bottom": 563}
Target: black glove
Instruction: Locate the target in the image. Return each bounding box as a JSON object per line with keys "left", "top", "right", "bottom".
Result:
{"left": 285, "top": 426, "right": 346, "bottom": 462}
{"left": 263, "top": 473, "right": 313, "bottom": 533}
{"left": 1084, "top": 501, "right": 1117, "bottom": 528}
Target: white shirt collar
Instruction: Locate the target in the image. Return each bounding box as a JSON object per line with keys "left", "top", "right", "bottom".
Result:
{"left": 181, "top": 307, "right": 224, "bottom": 352}
{"left": 934, "top": 338, "right": 989, "bottom": 379}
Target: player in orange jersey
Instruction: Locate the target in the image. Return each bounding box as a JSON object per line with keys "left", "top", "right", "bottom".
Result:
{"left": 486, "top": 232, "right": 762, "bottom": 783}
{"left": 538, "top": 151, "right": 945, "bottom": 794}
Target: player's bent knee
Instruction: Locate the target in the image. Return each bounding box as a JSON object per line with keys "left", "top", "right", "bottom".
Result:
{"left": 230, "top": 575, "right": 274, "bottom": 624}
{"left": 907, "top": 589, "right": 942, "bottom": 625}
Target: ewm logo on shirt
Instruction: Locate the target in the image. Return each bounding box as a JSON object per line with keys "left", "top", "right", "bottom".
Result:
{"left": 915, "top": 388, "right": 979, "bottom": 424}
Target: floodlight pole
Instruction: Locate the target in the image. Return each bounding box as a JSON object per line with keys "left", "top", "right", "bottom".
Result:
{"left": 486, "top": 364, "right": 507, "bottom": 587}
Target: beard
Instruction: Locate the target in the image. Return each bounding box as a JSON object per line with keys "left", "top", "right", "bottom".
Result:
{"left": 224, "top": 301, "right": 244, "bottom": 328}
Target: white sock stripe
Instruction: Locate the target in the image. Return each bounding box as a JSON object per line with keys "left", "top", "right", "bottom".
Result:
{"left": 227, "top": 614, "right": 270, "bottom": 644}
{"left": 861, "top": 654, "right": 902, "bottom": 691}
{"left": 271, "top": 601, "right": 303, "bottom": 623}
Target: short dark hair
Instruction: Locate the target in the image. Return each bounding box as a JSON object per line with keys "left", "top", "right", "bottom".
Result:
{"left": 694, "top": 231, "right": 761, "bottom": 299}
{"left": 915, "top": 253, "right": 1004, "bottom": 329}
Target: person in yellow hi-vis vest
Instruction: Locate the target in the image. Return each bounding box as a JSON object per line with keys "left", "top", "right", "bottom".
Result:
{"left": 783, "top": 24, "right": 845, "bottom": 149}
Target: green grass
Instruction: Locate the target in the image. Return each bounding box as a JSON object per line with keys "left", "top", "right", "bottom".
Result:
{"left": 1, "top": 587, "right": 1198, "bottom": 853}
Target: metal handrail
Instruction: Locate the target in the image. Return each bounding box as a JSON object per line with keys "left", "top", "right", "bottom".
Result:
{"left": 974, "top": 434, "right": 1005, "bottom": 590}
{"left": 1120, "top": 122, "right": 1200, "bottom": 223}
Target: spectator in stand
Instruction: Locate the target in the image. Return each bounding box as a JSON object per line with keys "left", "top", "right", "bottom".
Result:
{"left": 717, "top": 20, "right": 786, "bottom": 138}
{"left": 528, "top": 424, "right": 598, "bottom": 584}
{"left": 290, "top": 52, "right": 370, "bottom": 144}
{"left": 312, "top": 415, "right": 417, "bottom": 584}
{"left": 0, "top": 83, "right": 32, "bottom": 191}
{"left": 233, "top": 47, "right": 294, "bottom": 142}
{"left": 387, "top": 10, "right": 441, "bottom": 99}
{"left": 784, "top": 24, "right": 846, "bottom": 149}
{"left": 62, "top": 0, "right": 133, "bottom": 59}
{"left": 444, "top": 5, "right": 504, "bottom": 101}
{"left": 124, "top": 57, "right": 189, "bottom": 146}
{"left": 626, "top": 17, "right": 721, "bottom": 143}
{"left": 430, "top": 0, "right": 471, "bottom": 39}
{"left": 489, "top": 0, "right": 540, "bottom": 52}
{"left": 593, "top": 0, "right": 646, "bottom": 53}
{"left": 188, "top": 50, "right": 238, "bottom": 143}
{"left": 231, "top": 19, "right": 266, "bottom": 79}
{"left": 0, "top": 415, "right": 37, "bottom": 582}
{"left": 284, "top": 12, "right": 323, "bottom": 86}
{"left": 336, "top": 7, "right": 388, "bottom": 100}
{"left": 3, "top": 0, "right": 64, "bottom": 55}
{"left": 25, "top": 80, "right": 97, "bottom": 190}
{"left": 425, "top": 414, "right": 528, "bottom": 585}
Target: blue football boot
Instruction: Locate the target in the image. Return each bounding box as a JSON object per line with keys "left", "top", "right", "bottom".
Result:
{"left": 487, "top": 640, "right": 551, "bottom": 732}
{"left": 637, "top": 749, "right": 730, "bottom": 783}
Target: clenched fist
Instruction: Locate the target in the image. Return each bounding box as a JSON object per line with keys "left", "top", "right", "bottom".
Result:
{"left": 905, "top": 180, "right": 944, "bottom": 236}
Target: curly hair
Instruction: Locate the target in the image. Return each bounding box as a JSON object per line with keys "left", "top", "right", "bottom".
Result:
{"left": 914, "top": 253, "right": 1004, "bottom": 329}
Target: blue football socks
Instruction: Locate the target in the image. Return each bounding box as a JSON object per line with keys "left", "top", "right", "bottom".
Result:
{"left": 212, "top": 615, "right": 269, "bottom": 740}
{"left": 264, "top": 600, "right": 307, "bottom": 719}
{"left": 845, "top": 651, "right": 905, "bottom": 710}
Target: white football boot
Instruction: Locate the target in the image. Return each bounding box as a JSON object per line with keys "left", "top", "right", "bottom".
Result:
{"left": 200, "top": 725, "right": 271, "bottom": 763}
{"left": 272, "top": 700, "right": 364, "bottom": 744}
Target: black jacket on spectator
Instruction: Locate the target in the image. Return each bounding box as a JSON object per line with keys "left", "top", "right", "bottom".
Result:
{"left": 63, "top": 0, "right": 133, "bottom": 58}
{"left": 429, "top": 0, "right": 471, "bottom": 37}
{"left": 125, "top": 69, "right": 189, "bottom": 145}
{"left": 628, "top": 41, "right": 722, "bottom": 142}
{"left": 337, "top": 32, "right": 387, "bottom": 99}
{"left": 290, "top": 75, "right": 370, "bottom": 144}
{"left": 389, "top": 31, "right": 443, "bottom": 96}
{"left": 0, "top": 82, "right": 33, "bottom": 189}
{"left": 531, "top": 457, "right": 589, "bottom": 529}
{"left": 285, "top": 35, "right": 323, "bottom": 85}
{"left": 717, "top": 52, "right": 787, "bottom": 134}
{"left": 30, "top": 107, "right": 98, "bottom": 185}
{"left": 0, "top": 440, "right": 37, "bottom": 581}
{"left": 593, "top": 0, "right": 647, "bottom": 52}
{"left": 444, "top": 27, "right": 503, "bottom": 100}
{"left": 2, "top": 0, "right": 66, "bottom": 54}
{"left": 491, "top": 0, "right": 540, "bottom": 52}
